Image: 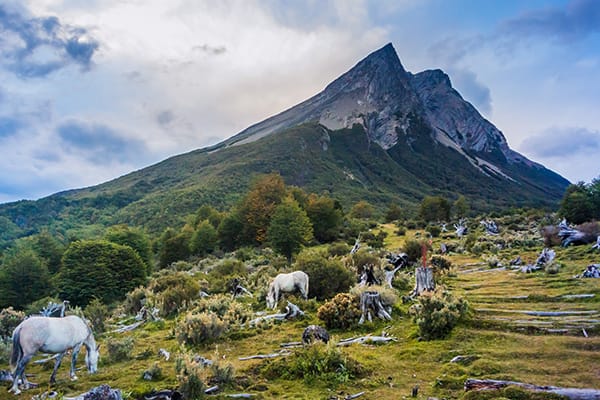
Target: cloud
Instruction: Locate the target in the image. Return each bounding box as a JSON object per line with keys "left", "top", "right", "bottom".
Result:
{"left": 499, "top": 0, "right": 600, "bottom": 43}
{"left": 57, "top": 119, "right": 149, "bottom": 164}
{"left": 447, "top": 68, "right": 492, "bottom": 116}
{"left": 0, "top": 117, "right": 24, "bottom": 138}
{"left": 520, "top": 126, "right": 600, "bottom": 158}
{"left": 0, "top": 2, "right": 99, "bottom": 78}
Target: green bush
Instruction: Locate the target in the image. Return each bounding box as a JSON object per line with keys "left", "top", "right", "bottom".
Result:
{"left": 176, "top": 311, "right": 228, "bottom": 346}
{"left": 402, "top": 239, "right": 430, "bottom": 263}
{"left": 122, "top": 286, "right": 151, "bottom": 315}
{"left": 328, "top": 242, "right": 350, "bottom": 257}
{"left": 317, "top": 293, "right": 361, "bottom": 329}
{"left": 409, "top": 287, "right": 468, "bottom": 340}
{"left": 106, "top": 336, "right": 134, "bottom": 363}
{"left": 0, "top": 307, "right": 24, "bottom": 340}
{"left": 295, "top": 250, "right": 354, "bottom": 300}
{"left": 427, "top": 225, "right": 441, "bottom": 238}
{"left": 262, "top": 344, "right": 366, "bottom": 385}
{"left": 85, "top": 298, "right": 109, "bottom": 334}
{"left": 176, "top": 352, "right": 207, "bottom": 399}
{"left": 148, "top": 272, "right": 200, "bottom": 317}
{"left": 395, "top": 226, "right": 407, "bottom": 236}
{"left": 430, "top": 256, "right": 452, "bottom": 273}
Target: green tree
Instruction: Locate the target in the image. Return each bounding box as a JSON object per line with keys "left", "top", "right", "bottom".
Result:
{"left": 192, "top": 205, "right": 222, "bottom": 229}
{"left": 105, "top": 224, "right": 153, "bottom": 273}
{"left": 29, "top": 230, "right": 65, "bottom": 274}
{"left": 294, "top": 249, "right": 354, "bottom": 300}
{"left": 0, "top": 246, "right": 52, "bottom": 309}
{"left": 419, "top": 196, "right": 451, "bottom": 222}
{"left": 268, "top": 198, "right": 314, "bottom": 260}
{"left": 238, "top": 173, "right": 287, "bottom": 245}
{"left": 217, "top": 212, "right": 244, "bottom": 252}
{"left": 453, "top": 195, "right": 469, "bottom": 219}
{"left": 190, "top": 220, "right": 218, "bottom": 256}
{"left": 384, "top": 203, "right": 404, "bottom": 222}
{"left": 349, "top": 200, "right": 375, "bottom": 219}
{"left": 157, "top": 227, "right": 193, "bottom": 268}
{"left": 304, "top": 194, "right": 343, "bottom": 243}
{"left": 59, "top": 240, "right": 147, "bottom": 306}
{"left": 559, "top": 183, "right": 593, "bottom": 224}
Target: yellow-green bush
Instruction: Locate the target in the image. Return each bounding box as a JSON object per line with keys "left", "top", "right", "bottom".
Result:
{"left": 409, "top": 287, "right": 468, "bottom": 340}
{"left": 317, "top": 293, "right": 361, "bottom": 329}
{"left": 176, "top": 311, "right": 227, "bottom": 346}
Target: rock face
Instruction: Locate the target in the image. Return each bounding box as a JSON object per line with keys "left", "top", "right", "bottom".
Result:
{"left": 221, "top": 42, "right": 552, "bottom": 182}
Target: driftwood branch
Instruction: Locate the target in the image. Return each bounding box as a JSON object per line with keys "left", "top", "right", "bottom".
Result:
{"left": 465, "top": 378, "right": 600, "bottom": 399}
{"left": 248, "top": 301, "right": 304, "bottom": 325}
{"left": 238, "top": 350, "right": 291, "bottom": 360}
{"left": 336, "top": 335, "right": 397, "bottom": 346}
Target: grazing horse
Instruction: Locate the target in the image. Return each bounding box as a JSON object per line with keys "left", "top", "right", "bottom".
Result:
{"left": 266, "top": 271, "right": 309, "bottom": 309}
{"left": 9, "top": 315, "right": 99, "bottom": 395}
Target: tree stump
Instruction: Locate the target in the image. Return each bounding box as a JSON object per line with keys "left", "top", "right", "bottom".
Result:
{"left": 413, "top": 267, "right": 435, "bottom": 296}
{"left": 358, "top": 291, "right": 392, "bottom": 324}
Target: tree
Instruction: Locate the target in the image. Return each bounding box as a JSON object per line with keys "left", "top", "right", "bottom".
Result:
{"left": 105, "top": 225, "right": 153, "bottom": 273}
{"left": 217, "top": 212, "right": 244, "bottom": 252}
{"left": 294, "top": 249, "right": 354, "bottom": 300}
{"left": 304, "top": 194, "right": 343, "bottom": 243}
{"left": 384, "top": 203, "right": 404, "bottom": 222}
{"left": 59, "top": 240, "right": 147, "bottom": 306}
{"left": 349, "top": 200, "right": 375, "bottom": 219}
{"left": 157, "top": 227, "right": 193, "bottom": 268}
{"left": 419, "top": 196, "right": 451, "bottom": 222}
{"left": 29, "top": 230, "right": 65, "bottom": 274}
{"left": 559, "top": 183, "right": 593, "bottom": 224}
{"left": 192, "top": 205, "right": 222, "bottom": 229}
{"left": 267, "top": 197, "right": 314, "bottom": 260}
{"left": 453, "top": 195, "right": 469, "bottom": 219}
{"left": 0, "top": 246, "right": 52, "bottom": 309}
{"left": 190, "top": 220, "right": 218, "bottom": 256}
{"left": 238, "top": 173, "right": 287, "bottom": 245}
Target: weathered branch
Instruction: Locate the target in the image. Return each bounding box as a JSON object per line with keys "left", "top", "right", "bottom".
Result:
{"left": 238, "top": 350, "right": 291, "bottom": 360}
{"left": 464, "top": 378, "right": 600, "bottom": 399}
{"left": 247, "top": 301, "right": 304, "bottom": 325}
{"left": 336, "top": 335, "right": 397, "bottom": 346}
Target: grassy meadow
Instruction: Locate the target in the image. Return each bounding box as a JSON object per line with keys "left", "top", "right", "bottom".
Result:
{"left": 3, "top": 221, "right": 599, "bottom": 400}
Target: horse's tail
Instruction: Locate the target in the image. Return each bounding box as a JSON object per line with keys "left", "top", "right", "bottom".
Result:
{"left": 303, "top": 272, "right": 309, "bottom": 299}
{"left": 10, "top": 325, "right": 23, "bottom": 372}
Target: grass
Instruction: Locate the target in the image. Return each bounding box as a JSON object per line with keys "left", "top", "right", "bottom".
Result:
{"left": 5, "top": 224, "right": 600, "bottom": 399}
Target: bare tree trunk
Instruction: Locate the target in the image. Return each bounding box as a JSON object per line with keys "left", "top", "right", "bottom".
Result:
{"left": 358, "top": 291, "right": 391, "bottom": 324}
{"left": 413, "top": 267, "right": 435, "bottom": 296}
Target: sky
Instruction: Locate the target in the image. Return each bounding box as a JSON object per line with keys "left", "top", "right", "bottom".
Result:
{"left": 1, "top": 0, "right": 599, "bottom": 204}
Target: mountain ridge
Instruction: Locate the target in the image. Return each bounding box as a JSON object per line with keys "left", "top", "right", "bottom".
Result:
{"left": 0, "top": 43, "right": 569, "bottom": 245}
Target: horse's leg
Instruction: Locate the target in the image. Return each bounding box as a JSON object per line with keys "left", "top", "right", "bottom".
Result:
{"left": 70, "top": 345, "right": 82, "bottom": 380}
{"left": 273, "top": 287, "right": 279, "bottom": 309}
{"left": 9, "top": 354, "right": 32, "bottom": 394}
{"left": 50, "top": 352, "right": 66, "bottom": 384}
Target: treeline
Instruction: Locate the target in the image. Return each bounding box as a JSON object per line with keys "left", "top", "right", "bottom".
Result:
{"left": 0, "top": 174, "right": 385, "bottom": 311}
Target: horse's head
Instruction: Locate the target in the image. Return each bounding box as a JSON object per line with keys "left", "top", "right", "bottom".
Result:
{"left": 86, "top": 344, "right": 100, "bottom": 374}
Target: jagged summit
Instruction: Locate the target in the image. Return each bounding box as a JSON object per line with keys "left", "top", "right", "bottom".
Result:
{"left": 219, "top": 42, "right": 547, "bottom": 181}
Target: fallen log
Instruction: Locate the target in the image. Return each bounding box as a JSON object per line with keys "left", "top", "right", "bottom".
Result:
{"left": 336, "top": 335, "right": 397, "bottom": 346}
{"left": 238, "top": 350, "right": 290, "bottom": 360}
{"left": 465, "top": 378, "right": 600, "bottom": 399}
{"left": 247, "top": 301, "right": 304, "bottom": 326}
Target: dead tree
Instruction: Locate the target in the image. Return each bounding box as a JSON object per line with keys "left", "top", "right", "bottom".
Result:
{"left": 411, "top": 267, "right": 435, "bottom": 296}
{"left": 358, "top": 291, "right": 392, "bottom": 324}
{"left": 230, "top": 278, "right": 253, "bottom": 298}
{"left": 40, "top": 300, "right": 69, "bottom": 317}
{"left": 350, "top": 235, "right": 361, "bottom": 255}
{"left": 558, "top": 219, "right": 597, "bottom": 247}
{"left": 358, "top": 264, "right": 380, "bottom": 286}
{"left": 454, "top": 219, "right": 468, "bottom": 237}
{"left": 464, "top": 378, "right": 600, "bottom": 399}
{"left": 520, "top": 248, "right": 555, "bottom": 273}
{"left": 480, "top": 219, "right": 499, "bottom": 235}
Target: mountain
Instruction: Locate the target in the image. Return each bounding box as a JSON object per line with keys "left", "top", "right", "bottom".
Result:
{"left": 0, "top": 43, "right": 569, "bottom": 244}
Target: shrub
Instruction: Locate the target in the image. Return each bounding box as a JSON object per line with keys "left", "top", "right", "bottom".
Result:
{"left": 427, "top": 225, "right": 441, "bottom": 238}
{"left": 409, "top": 287, "right": 468, "bottom": 340}
{"left": 176, "top": 352, "right": 207, "bottom": 399}
{"left": 395, "top": 226, "right": 407, "bottom": 236}
{"left": 142, "top": 362, "right": 163, "bottom": 381}
{"left": 402, "top": 239, "right": 430, "bottom": 263}
{"left": 106, "top": 336, "right": 134, "bottom": 363}
{"left": 176, "top": 311, "right": 227, "bottom": 346}
{"left": 328, "top": 242, "right": 350, "bottom": 257}
{"left": 210, "top": 259, "right": 247, "bottom": 277}
{"left": 0, "top": 338, "right": 11, "bottom": 365}
{"left": 347, "top": 249, "right": 380, "bottom": 271}
{"left": 0, "top": 307, "right": 25, "bottom": 340}
{"left": 85, "top": 298, "right": 109, "bottom": 334}
{"left": 317, "top": 293, "right": 361, "bottom": 329}
{"left": 295, "top": 250, "right": 354, "bottom": 300}
{"left": 545, "top": 261, "right": 562, "bottom": 275}
{"left": 262, "top": 344, "right": 366, "bottom": 385}
{"left": 122, "top": 286, "right": 151, "bottom": 315}
{"left": 430, "top": 256, "right": 452, "bottom": 273}
{"left": 148, "top": 272, "right": 201, "bottom": 317}
{"left": 208, "top": 362, "right": 235, "bottom": 387}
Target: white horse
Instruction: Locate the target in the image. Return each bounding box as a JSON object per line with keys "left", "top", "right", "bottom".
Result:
{"left": 9, "top": 315, "right": 99, "bottom": 395}
{"left": 266, "top": 271, "right": 309, "bottom": 309}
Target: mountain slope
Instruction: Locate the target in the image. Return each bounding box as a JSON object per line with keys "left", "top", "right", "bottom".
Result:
{"left": 0, "top": 43, "right": 569, "bottom": 243}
